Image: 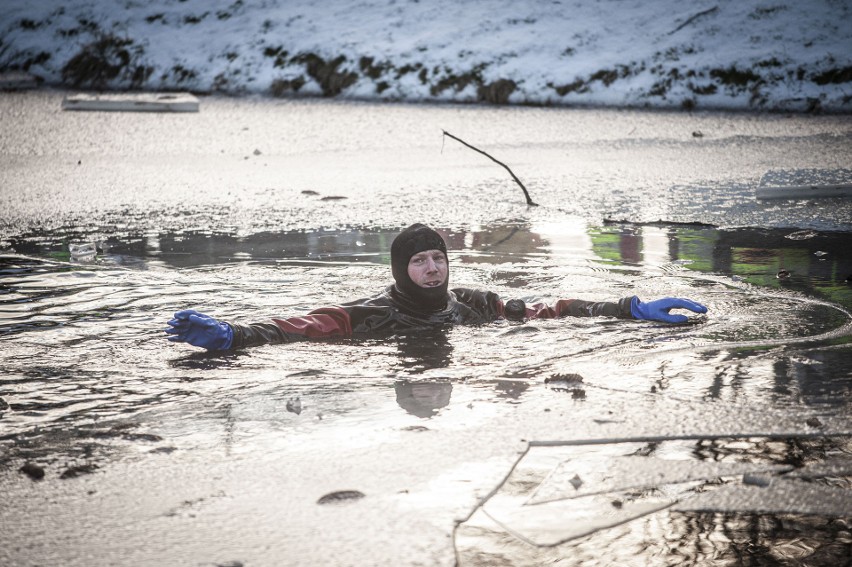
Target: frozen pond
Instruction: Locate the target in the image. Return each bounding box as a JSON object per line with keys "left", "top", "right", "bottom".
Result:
{"left": 1, "top": 92, "right": 851, "bottom": 566}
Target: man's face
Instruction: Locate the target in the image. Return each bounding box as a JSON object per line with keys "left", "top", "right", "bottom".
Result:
{"left": 407, "top": 249, "right": 448, "bottom": 288}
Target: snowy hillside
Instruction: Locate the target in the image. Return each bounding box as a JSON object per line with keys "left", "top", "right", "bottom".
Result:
{"left": 2, "top": 0, "right": 851, "bottom": 112}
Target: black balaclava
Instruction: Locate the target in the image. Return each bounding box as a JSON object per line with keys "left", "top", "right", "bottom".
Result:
{"left": 390, "top": 223, "right": 449, "bottom": 313}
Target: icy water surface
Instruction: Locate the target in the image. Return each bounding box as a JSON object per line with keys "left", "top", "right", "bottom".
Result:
{"left": 2, "top": 221, "right": 851, "bottom": 566}
{"left": 1, "top": 92, "right": 851, "bottom": 566}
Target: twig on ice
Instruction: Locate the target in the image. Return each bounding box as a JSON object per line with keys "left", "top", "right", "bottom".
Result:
{"left": 442, "top": 130, "right": 537, "bottom": 206}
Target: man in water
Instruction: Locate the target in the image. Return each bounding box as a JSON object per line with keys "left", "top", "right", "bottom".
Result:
{"left": 165, "top": 223, "right": 708, "bottom": 350}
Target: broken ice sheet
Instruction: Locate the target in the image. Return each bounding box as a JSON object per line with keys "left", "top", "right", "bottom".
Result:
{"left": 466, "top": 440, "right": 795, "bottom": 548}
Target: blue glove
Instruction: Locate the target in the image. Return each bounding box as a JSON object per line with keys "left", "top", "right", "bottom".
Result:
{"left": 630, "top": 297, "right": 707, "bottom": 324}
{"left": 164, "top": 309, "right": 233, "bottom": 350}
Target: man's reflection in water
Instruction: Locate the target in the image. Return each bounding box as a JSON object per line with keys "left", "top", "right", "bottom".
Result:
{"left": 395, "top": 330, "right": 453, "bottom": 417}
{"left": 395, "top": 380, "right": 453, "bottom": 418}
{"left": 396, "top": 330, "right": 453, "bottom": 373}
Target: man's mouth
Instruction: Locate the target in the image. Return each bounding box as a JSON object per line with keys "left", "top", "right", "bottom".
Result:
{"left": 423, "top": 280, "right": 442, "bottom": 287}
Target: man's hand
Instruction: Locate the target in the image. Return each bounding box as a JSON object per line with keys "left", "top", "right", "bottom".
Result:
{"left": 165, "top": 309, "right": 233, "bottom": 350}
{"left": 630, "top": 297, "right": 707, "bottom": 324}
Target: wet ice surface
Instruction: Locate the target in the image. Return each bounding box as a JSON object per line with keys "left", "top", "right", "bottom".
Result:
{"left": 1, "top": 92, "right": 851, "bottom": 566}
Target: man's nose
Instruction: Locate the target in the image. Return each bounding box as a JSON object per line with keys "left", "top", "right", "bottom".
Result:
{"left": 425, "top": 258, "right": 438, "bottom": 272}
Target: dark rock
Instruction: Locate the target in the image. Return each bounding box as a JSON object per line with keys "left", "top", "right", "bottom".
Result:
{"left": 317, "top": 490, "right": 365, "bottom": 504}
{"left": 286, "top": 397, "right": 302, "bottom": 415}
{"left": 806, "top": 417, "right": 823, "bottom": 428}
{"left": 20, "top": 462, "right": 45, "bottom": 480}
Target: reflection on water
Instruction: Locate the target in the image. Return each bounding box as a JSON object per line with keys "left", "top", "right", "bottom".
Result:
{"left": 8, "top": 221, "right": 851, "bottom": 308}
{"left": 1, "top": 219, "right": 850, "bottom": 565}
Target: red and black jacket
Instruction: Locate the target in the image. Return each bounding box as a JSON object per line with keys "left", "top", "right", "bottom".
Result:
{"left": 227, "top": 285, "right": 635, "bottom": 349}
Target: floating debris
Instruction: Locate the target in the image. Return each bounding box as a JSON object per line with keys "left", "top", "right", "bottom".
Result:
{"left": 776, "top": 269, "right": 791, "bottom": 280}
{"left": 301, "top": 190, "right": 320, "bottom": 196}
{"left": 62, "top": 92, "right": 199, "bottom": 112}
{"left": 692, "top": 130, "right": 704, "bottom": 138}
{"left": 814, "top": 250, "right": 828, "bottom": 257}
{"left": 69, "top": 242, "right": 97, "bottom": 260}
{"left": 320, "top": 196, "right": 348, "bottom": 201}
{"left": 253, "top": 149, "right": 262, "bottom": 156}
{"left": 317, "top": 490, "right": 365, "bottom": 504}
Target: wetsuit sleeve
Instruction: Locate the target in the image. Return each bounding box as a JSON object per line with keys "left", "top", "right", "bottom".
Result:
{"left": 526, "top": 296, "right": 635, "bottom": 320}
{"left": 227, "top": 306, "right": 353, "bottom": 348}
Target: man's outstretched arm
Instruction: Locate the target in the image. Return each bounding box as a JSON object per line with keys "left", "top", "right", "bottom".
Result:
{"left": 525, "top": 296, "right": 707, "bottom": 323}
{"left": 165, "top": 307, "right": 354, "bottom": 350}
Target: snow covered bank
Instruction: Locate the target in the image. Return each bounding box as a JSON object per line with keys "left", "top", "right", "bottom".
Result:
{"left": 2, "top": 0, "right": 851, "bottom": 112}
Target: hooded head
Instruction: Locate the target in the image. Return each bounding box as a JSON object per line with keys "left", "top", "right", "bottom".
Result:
{"left": 390, "top": 223, "right": 449, "bottom": 312}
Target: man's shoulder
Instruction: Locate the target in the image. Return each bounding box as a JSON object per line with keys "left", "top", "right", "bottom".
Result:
{"left": 450, "top": 287, "right": 501, "bottom": 305}
{"left": 451, "top": 286, "right": 497, "bottom": 296}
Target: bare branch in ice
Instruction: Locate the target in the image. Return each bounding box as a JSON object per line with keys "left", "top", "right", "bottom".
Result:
{"left": 441, "top": 130, "right": 538, "bottom": 206}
